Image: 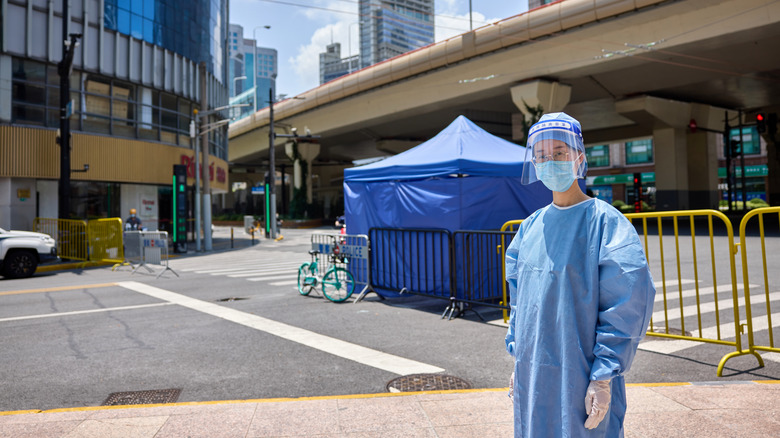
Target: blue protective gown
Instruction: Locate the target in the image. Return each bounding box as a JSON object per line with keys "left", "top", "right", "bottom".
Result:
{"left": 505, "top": 198, "right": 655, "bottom": 438}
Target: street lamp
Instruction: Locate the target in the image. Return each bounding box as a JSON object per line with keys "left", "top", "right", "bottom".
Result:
{"left": 267, "top": 93, "right": 315, "bottom": 240}
{"left": 190, "top": 102, "right": 250, "bottom": 251}
{"left": 252, "top": 25, "right": 271, "bottom": 113}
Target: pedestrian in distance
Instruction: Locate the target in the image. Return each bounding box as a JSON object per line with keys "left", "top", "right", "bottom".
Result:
{"left": 125, "top": 208, "right": 142, "bottom": 231}
{"left": 505, "top": 112, "right": 656, "bottom": 437}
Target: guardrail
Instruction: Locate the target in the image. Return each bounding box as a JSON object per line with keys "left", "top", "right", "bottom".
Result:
{"left": 33, "top": 217, "right": 123, "bottom": 263}
{"left": 732, "top": 207, "right": 780, "bottom": 371}
{"left": 452, "top": 230, "right": 515, "bottom": 313}
{"left": 622, "top": 210, "right": 755, "bottom": 376}
{"left": 310, "top": 232, "right": 372, "bottom": 301}
{"left": 368, "top": 228, "right": 453, "bottom": 301}
{"left": 122, "top": 231, "right": 178, "bottom": 278}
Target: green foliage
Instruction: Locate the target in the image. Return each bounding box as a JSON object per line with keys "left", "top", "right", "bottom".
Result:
{"left": 611, "top": 199, "right": 652, "bottom": 213}
{"left": 212, "top": 213, "right": 246, "bottom": 221}
{"left": 518, "top": 99, "right": 545, "bottom": 143}
{"left": 612, "top": 200, "right": 627, "bottom": 209}
{"left": 719, "top": 198, "right": 769, "bottom": 211}
{"left": 746, "top": 198, "right": 769, "bottom": 209}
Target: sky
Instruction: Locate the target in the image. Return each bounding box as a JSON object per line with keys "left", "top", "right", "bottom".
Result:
{"left": 229, "top": 0, "right": 530, "bottom": 98}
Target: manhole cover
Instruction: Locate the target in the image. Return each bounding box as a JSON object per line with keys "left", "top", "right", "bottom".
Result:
{"left": 386, "top": 374, "right": 471, "bottom": 393}
{"left": 216, "top": 297, "right": 248, "bottom": 302}
{"left": 102, "top": 388, "right": 182, "bottom": 406}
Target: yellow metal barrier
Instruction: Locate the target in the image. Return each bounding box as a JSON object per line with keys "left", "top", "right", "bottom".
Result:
{"left": 499, "top": 210, "right": 759, "bottom": 376}
{"left": 33, "top": 218, "right": 125, "bottom": 263}
{"left": 86, "top": 218, "right": 125, "bottom": 263}
{"left": 624, "top": 210, "right": 757, "bottom": 376}
{"left": 735, "top": 207, "right": 780, "bottom": 367}
{"left": 33, "top": 218, "right": 89, "bottom": 261}
{"left": 499, "top": 219, "right": 524, "bottom": 323}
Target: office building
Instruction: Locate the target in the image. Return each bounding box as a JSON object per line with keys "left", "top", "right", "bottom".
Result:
{"left": 1, "top": 0, "right": 229, "bottom": 231}
{"left": 319, "top": 43, "right": 360, "bottom": 84}
{"left": 228, "top": 24, "right": 277, "bottom": 120}
{"left": 359, "top": 0, "right": 435, "bottom": 68}
{"left": 528, "top": 0, "right": 556, "bottom": 8}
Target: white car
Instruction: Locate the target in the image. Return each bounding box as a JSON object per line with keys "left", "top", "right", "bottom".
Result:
{"left": 0, "top": 228, "right": 58, "bottom": 278}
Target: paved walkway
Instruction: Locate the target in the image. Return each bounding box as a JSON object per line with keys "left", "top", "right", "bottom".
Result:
{"left": 14, "top": 227, "right": 780, "bottom": 437}
{"left": 1, "top": 382, "right": 778, "bottom": 437}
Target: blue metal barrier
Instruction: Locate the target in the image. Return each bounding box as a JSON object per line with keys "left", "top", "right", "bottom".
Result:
{"left": 368, "top": 228, "right": 452, "bottom": 299}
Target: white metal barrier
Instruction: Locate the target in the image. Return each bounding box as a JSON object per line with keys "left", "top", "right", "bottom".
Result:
{"left": 115, "top": 231, "right": 178, "bottom": 278}
{"left": 310, "top": 233, "right": 374, "bottom": 301}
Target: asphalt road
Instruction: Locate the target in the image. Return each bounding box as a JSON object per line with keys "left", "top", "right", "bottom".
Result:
{"left": 0, "top": 226, "right": 778, "bottom": 412}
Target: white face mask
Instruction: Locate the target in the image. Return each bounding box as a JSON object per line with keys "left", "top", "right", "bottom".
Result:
{"left": 535, "top": 159, "right": 577, "bottom": 192}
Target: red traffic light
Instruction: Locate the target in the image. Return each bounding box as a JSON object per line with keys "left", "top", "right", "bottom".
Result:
{"left": 757, "top": 113, "right": 767, "bottom": 133}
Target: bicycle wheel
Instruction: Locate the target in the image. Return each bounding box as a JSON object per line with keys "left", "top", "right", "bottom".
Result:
{"left": 298, "top": 263, "right": 314, "bottom": 295}
{"left": 322, "top": 267, "right": 355, "bottom": 303}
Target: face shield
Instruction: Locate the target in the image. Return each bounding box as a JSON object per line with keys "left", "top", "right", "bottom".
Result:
{"left": 521, "top": 113, "right": 588, "bottom": 191}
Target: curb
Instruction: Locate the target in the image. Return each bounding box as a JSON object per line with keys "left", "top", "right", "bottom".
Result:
{"left": 2, "top": 381, "right": 778, "bottom": 417}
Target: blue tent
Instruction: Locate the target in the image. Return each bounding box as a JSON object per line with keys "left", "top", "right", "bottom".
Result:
{"left": 343, "top": 115, "right": 553, "bottom": 235}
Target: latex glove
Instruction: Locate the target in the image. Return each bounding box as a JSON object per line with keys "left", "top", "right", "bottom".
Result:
{"left": 508, "top": 371, "right": 514, "bottom": 401}
{"left": 584, "top": 380, "right": 611, "bottom": 429}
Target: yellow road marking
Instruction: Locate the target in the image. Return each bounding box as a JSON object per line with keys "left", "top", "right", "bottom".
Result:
{"left": 0, "top": 283, "right": 118, "bottom": 297}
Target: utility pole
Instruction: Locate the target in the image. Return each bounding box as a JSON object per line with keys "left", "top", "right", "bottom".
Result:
{"left": 200, "top": 63, "right": 212, "bottom": 251}
{"left": 267, "top": 91, "right": 320, "bottom": 239}
{"left": 57, "top": 0, "right": 81, "bottom": 219}
{"left": 190, "top": 100, "right": 248, "bottom": 251}
{"left": 268, "top": 87, "right": 277, "bottom": 239}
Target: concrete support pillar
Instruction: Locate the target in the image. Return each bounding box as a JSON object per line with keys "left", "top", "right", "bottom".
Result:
{"left": 762, "top": 116, "right": 780, "bottom": 206}
{"left": 616, "top": 96, "right": 723, "bottom": 210}
{"left": 653, "top": 127, "right": 690, "bottom": 210}
{"left": 510, "top": 80, "right": 571, "bottom": 114}
{"left": 285, "top": 142, "right": 320, "bottom": 204}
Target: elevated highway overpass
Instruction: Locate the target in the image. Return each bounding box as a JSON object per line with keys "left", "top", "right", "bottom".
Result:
{"left": 228, "top": 0, "right": 780, "bottom": 215}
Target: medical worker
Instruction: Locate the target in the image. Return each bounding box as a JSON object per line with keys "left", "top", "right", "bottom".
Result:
{"left": 505, "top": 113, "right": 655, "bottom": 437}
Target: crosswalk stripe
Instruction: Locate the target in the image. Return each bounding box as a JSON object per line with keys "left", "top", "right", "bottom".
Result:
{"left": 652, "top": 291, "right": 780, "bottom": 323}
{"left": 117, "top": 281, "right": 445, "bottom": 375}
{"left": 270, "top": 280, "right": 299, "bottom": 286}
{"left": 654, "top": 283, "right": 755, "bottom": 303}
{"left": 640, "top": 311, "right": 780, "bottom": 355}
{"left": 653, "top": 279, "right": 695, "bottom": 289}
{"left": 247, "top": 274, "right": 298, "bottom": 282}
{"left": 225, "top": 267, "right": 301, "bottom": 277}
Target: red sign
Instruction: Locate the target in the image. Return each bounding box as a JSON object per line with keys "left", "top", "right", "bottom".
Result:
{"left": 180, "top": 155, "right": 227, "bottom": 184}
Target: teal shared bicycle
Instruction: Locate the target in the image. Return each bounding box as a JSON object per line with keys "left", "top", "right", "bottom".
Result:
{"left": 297, "top": 237, "right": 356, "bottom": 303}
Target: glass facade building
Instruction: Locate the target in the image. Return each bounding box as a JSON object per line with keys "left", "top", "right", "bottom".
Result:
{"left": 1, "top": 0, "right": 229, "bottom": 231}
{"left": 359, "top": 0, "right": 434, "bottom": 69}
{"left": 228, "top": 24, "right": 277, "bottom": 121}
{"left": 319, "top": 43, "right": 360, "bottom": 84}
{"left": 104, "top": 0, "right": 226, "bottom": 82}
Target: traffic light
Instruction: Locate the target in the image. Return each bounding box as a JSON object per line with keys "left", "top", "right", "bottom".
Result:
{"left": 633, "top": 173, "right": 642, "bottom": 213}
{"left": 172, "top": 164, "right": 188, "bottom": 253}
{"left": 756, "top": 113, "right": 766, "bottom": 133}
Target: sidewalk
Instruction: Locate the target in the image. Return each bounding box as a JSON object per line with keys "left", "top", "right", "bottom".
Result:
{"left": 1, "top": 382, "right": 778, "bottom": 437}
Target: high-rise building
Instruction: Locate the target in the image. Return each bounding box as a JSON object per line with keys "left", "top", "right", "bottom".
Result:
{"left": 319, "top": 43, "right": 360, "bottom": 84}
{"left": 359, "top": 0, "right": 435, "bottom": 69}
{"left": 528, "top": 0, "right": 556, "bottom": 9}
{"left": 228, "top": 24, "right": 277, "bottom": 120}
{"left": 1, "top": 0, "right": 230, "bottom": 230}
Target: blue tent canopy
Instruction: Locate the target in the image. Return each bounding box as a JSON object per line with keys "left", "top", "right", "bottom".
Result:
{"left": 344, "top": 115, "right": 538, "bottom": 182}
{"left": 344, "top": 115, "right": 553, "bottom": 236}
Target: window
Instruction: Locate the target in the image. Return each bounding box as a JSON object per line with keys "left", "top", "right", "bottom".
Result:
{"left": 730, "top": 127, "right": 761, "bottom": 155}
{"left": 625, "top": 139, "right": 653, "bottom": 165}
{"left": 10, "top": 57, "right": 204, "bottom": 150}
{"left": 585, "top": 145, "right": 610, "bottom": 168}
